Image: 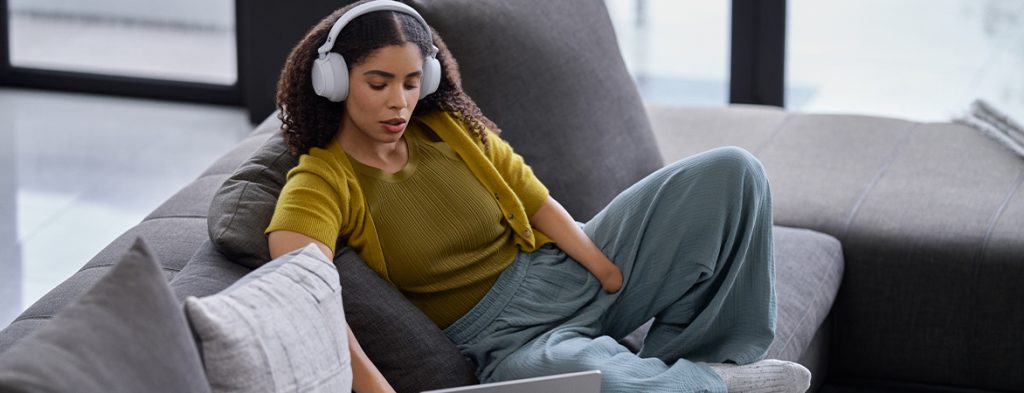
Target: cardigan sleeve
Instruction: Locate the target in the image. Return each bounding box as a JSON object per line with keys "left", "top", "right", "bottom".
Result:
{"left": 265, "top": 152, "right": 345, "bottom": 252}
{"left": 484, "top": 129, "right": 550, "bottom": 217}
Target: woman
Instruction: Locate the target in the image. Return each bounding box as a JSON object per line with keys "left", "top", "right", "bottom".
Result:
{"left": 266, "top": 1, "right": 811, "bottom": 392}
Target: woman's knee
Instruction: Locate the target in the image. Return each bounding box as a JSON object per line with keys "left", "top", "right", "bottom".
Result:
{"left": 701, "top": 146, "right": 765, "bottom": 177}
{"left": 667, "top": 146, "right": 769, "bottom": 192}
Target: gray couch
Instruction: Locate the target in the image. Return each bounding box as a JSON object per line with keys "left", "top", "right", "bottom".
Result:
{"left": 0, "top": 0, "right": 1020, "bottom": 392}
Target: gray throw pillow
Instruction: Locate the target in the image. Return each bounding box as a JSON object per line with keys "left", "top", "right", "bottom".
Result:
{"left": 407, "top": 0, "right": 665, "bottom": 221}
{"left": 0, "top": 238, "right": 211, "bottom": 393}
{"left": 184, "top": 244, "right": 351, "bottom": 393}
{"left": 207, "top": 131, "right": 298, "bottom": 269}
{"left": 334, "top": 247, "right": 479, "bottom": 392}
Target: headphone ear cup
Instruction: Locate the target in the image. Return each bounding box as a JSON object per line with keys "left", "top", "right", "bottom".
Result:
{"left": 312, "top": 53, "right": 349, "bottom": 102}
{"left": 419, "top": 56, "right": 441, "bottom": 99}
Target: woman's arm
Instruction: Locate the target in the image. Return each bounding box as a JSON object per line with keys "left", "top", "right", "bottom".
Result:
{"left": 268, "top": 231, "right": 396, "bottom": 393}
{"left": 528, "top": 197, "right": 622, "bottom": 293}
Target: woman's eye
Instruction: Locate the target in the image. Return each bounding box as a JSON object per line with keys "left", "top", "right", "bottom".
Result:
{"left": 369, "top": 84, "right": 386, "bottom": 90}
{"left": 404, "top": 84, "right": 419, "bottom": 90}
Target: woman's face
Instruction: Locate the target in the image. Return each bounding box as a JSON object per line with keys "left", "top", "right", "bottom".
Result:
{"left": 339, "top": 42, "right": 424, "bottom": 147}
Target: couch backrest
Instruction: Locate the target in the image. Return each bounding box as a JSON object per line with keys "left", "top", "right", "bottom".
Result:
{"left": 409, "top": 0, "right": 664, "bottom": 220}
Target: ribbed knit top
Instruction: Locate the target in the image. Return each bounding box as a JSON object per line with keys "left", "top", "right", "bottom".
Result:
{"left": 348, "top": 124, "right": 517, "bottom": 328}
{"left": 265, "top": 111, "right": 552, "bottom": 328}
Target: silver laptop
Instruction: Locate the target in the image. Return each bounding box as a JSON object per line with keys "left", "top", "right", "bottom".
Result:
{"left": 421, "top": 370, "right": 602, "bottom": 393}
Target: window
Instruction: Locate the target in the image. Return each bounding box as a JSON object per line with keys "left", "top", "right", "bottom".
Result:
{"left": 7, "top": 0, "right": 236, "bottom": 85}
{"left": 606, "top": 0, "right": 731, "bottom": 106}
{"left": 786, "top": 0, "right": 1024, "bottom": 122}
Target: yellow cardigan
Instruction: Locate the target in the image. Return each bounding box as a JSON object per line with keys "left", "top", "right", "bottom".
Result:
{"left": 265, "top": 111, "right": 552, "bottom": 284}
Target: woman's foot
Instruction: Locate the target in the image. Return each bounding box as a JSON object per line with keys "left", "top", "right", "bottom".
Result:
{"left": 706, "top": 359, "right": 811, "bottom": 393}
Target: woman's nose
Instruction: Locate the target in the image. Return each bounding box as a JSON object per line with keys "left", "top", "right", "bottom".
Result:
{"left": 387, "top": 85, "right": 407, "bottom": 109}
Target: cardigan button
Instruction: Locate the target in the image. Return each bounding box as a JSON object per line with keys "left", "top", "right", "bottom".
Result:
{"left": 523, "top": 228, "right": 532, "bottom": 237}
{"left": 494, "top": 193, "right": 500, "bottom": 200}
{"left": 507, "top": 213, "right": 515, "bottom": 220}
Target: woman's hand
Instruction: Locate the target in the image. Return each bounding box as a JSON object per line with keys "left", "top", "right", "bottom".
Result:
{"left": 529, "top": 196, "right": 626, "bottom": 294}
{"left": 595, "top": 263, "right": 623, "bottom": 293}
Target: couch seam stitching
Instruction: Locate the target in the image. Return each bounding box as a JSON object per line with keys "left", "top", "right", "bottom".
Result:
{"left": 144, "top": 215, "right": 207, "bottom": 221}
{"left": 752, "top": 112, "right": 793, "bottom": 156}
{"left": 840, "top": 122, "right": 920, "bottom": 242}
{"left": 974, "top": 167, "right": 1024, "bottom": 265}
{"left": 77, "top": 264, "right": 183, "bottom": 273}
{"left": 966, "top": 166, "right": 1024, "bottom": 385}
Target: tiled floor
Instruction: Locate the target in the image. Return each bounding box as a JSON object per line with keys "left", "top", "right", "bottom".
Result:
{"left": 2, "top": 0, "right": 1023, "bottom": 329}
{"left": 0, "top": 88, "right": 251, "bottom": 327}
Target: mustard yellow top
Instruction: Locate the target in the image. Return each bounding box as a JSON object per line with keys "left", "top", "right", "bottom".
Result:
{"left": 343, "top": 123, "right": 518, "bottom": 328}
{"left": 265, "top": 111, "right": 552, "bottom": 288}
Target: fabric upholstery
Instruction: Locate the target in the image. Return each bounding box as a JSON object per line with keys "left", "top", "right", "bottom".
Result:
{"left": 407, "top": 0, "right": 664, "bottom": 221}
{"left": 207, "top": 132, "right": 297, "bottom": 269}
{"left": 765, "top": 226, "right": 843, "bottom": 362}
{"left": 1, "top": 218, "right": 207, "bottom": 354}
{"left": 185, "top": 244, "right": 351, "bottom": 393}
{"left": 649, "top": 105, "right": 1024, "bottom": 391}
{"left": 169, "top": 241, "right": 252, "bottom": 303}
{"left": 334, "top": 246, "right": 479, "bottom": 392}
{"left": 0, "top": 239, "right": 210, "bottom": 393}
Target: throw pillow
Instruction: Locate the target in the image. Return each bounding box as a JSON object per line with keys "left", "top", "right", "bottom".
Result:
{"left": 0, "top": 238, "right": 211, "bottom": 393}
{"left": 407, "top": 0, "right": 665, "bottom": 221}
{"left": 207, "top": 131, "right": 297, "bottom": 269}
{"left": 184, "top": 244, "right": 351, "bottom": 393}
{"left": 334, "top": 246, "right": 479, "bottom": 392}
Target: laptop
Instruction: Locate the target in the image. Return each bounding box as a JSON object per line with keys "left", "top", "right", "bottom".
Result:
{"left": 421, "top": 370, "right": 602, "bottom": 393}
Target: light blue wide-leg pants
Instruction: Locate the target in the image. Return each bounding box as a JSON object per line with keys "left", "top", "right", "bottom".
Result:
{"left": 443, "top": 147, "right": 776, "bottom": 393}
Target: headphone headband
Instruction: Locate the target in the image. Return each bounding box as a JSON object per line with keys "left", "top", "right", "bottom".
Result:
{"left": 311, "top": 0, "right": 441, "bottom": 101}
{"left": 317, "top": 0, "right": 437, "bottom": 59}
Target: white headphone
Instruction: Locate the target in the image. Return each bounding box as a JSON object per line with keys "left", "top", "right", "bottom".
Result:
{"left": 311, "top": 0, "right": 441, "bottom": 102}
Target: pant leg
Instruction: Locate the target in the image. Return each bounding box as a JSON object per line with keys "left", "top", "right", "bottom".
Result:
{"left": 583, "top": 146, "right": 776, "bottom": 364}
{"left": 490, "top": 322, "right": 725, "bottom": 393}
{"left": 479, "top": 250, "right": 726, "bottom": 392}
{"left": 481, "top": 146, "right": 774, "bottom": 392}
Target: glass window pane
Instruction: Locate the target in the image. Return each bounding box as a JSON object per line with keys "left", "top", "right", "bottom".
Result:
{"left": 786, "top": 0, "right": 1024, "bottom": 123}
{"left": 606, "top": 0, "right": 730, "bottom": 106}
{"left": 8, "top": 0, "right": 236, "bottom": 85}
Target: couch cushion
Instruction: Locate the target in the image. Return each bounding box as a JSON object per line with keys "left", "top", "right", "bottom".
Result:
{"left": 408, "top": 0, "right": 664, "bottom": 221}
{"left": 650, "top": 105, "right": 1024, "bottom": 390}
{"left": 765, "top": 226, "right": 844, "bottom": 363}
{"left": 0, "top": 239, "right": 210, "bottom": 393}
{"left": 185, "top": 244, "right": 351, "bottom": 393}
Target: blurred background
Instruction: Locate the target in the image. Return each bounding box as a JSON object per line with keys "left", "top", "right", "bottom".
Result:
{"left": 1, "top": 0, "right": 1022, "bottom": 327}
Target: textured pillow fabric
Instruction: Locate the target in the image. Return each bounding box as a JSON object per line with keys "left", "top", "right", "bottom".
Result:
{"left": 0, "top": 238, "right": 211, "bottom": 393}
{"left": 184, "top": 244, "right": 351, "bottom": 393}
{"left": 407, "top": 0, "right": 664, "bottom": 221}
{"left": 207, "top": 131, "right": 298, "bottom": 269}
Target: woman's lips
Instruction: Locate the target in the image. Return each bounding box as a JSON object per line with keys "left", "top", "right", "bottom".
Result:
{"left": 380, "top": 118, "right": 406, "bottom": 133}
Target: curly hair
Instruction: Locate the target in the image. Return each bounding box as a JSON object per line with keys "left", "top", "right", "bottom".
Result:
{"left": 275, "top": 0, "right": 499, "bottom": 156}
